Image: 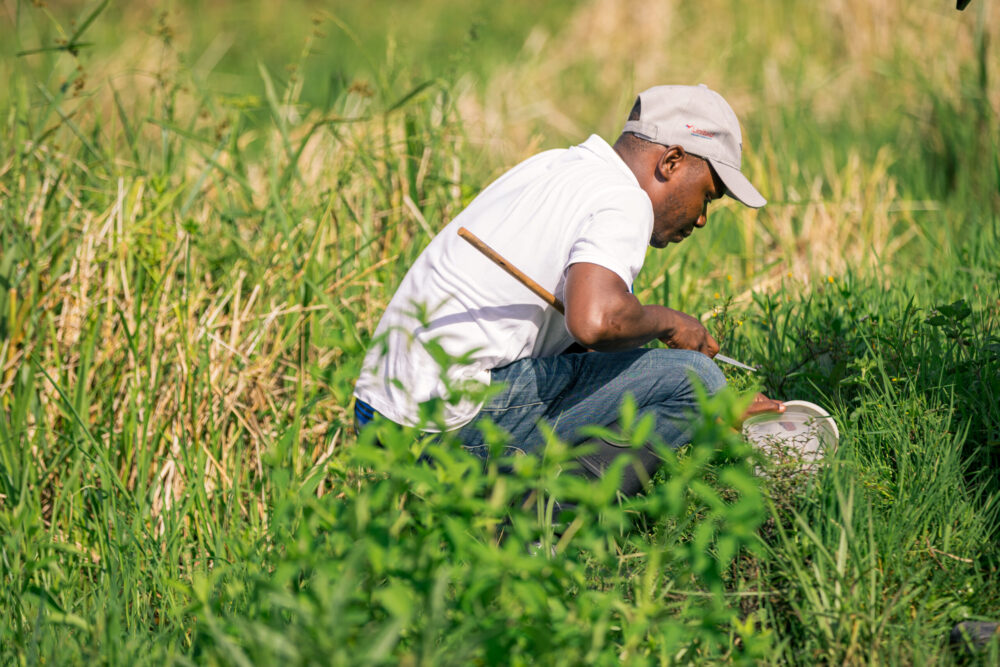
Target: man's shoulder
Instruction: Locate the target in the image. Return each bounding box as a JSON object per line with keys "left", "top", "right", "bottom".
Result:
{"left": 514, "top": 135, "right": 635, "bottom": 184}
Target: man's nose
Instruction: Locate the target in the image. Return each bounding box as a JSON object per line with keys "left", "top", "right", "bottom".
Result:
{"left": 695, "top": 204, "right": 708, "bottom": 228}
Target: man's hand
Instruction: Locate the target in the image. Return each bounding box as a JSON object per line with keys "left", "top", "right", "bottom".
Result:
{"left": 742, "top": 393, "right": 785, "bottom": 421}
{"left": 657, "top": 310, "right": 719, "bottom": 357}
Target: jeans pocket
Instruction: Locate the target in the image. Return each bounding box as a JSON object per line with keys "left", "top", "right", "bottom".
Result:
{"left": 488, "top": 357, "right": 571, "bottom": 409}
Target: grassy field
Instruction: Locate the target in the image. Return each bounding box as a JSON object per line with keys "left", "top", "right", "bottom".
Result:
{"left": 2, "top": 0, "right": 999, "bottom": 663}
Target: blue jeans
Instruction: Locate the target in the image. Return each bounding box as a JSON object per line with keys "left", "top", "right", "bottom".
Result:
{"left": 454, "top": 348, "right": 726, "bottom": 496}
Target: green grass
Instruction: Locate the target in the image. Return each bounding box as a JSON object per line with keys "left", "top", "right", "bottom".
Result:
{"left": 1, "top": 0, "right": 999, "bottom": 663}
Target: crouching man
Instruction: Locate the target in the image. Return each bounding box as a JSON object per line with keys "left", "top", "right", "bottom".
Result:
{"left": 354, "top": 84, "right": 783, "bottom": 495}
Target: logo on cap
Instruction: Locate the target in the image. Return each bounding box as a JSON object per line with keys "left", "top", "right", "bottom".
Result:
{"left": 685, "top": 123, "right": 715, "bottom": 139}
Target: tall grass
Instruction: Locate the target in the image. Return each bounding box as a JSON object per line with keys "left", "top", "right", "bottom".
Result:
{"left": 1, "top": 0, "right": 999, "bottom": 663}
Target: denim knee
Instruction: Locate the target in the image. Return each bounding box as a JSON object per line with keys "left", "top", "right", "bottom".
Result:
{"left": 647, "top": 348, "right": 726, "bottom": 396}
{"left": 694, "top": 353, "right": 727, "bottom": 395}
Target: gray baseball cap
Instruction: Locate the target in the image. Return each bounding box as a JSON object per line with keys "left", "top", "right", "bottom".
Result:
{"left": 622, "top": 84, "right": 766, "bottom": 208}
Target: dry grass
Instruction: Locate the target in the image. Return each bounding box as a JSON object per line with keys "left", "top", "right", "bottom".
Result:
{"left": 454, "top": 0, "right": 997, "bottom": 303}
{"left": 3, "top": 3, "right": 1000, "bottom": 664}
{"left": 2, "top": 0, "right": 997, "bottom": 525}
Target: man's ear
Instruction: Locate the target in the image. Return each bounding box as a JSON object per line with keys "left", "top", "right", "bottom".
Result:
{"left": 656, "top": 145, "right": 686, "bottom": 181}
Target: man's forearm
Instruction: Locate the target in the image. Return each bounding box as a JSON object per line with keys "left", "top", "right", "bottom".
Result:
{"left": 563, "top": 262, "right": 718, "bottom": 356}
{"left": 569, "top": 296, "right": 713, "bottom": 354}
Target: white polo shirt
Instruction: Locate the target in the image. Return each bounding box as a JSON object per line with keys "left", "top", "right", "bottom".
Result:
{"left": 353, "top": 134, "right": 654, "bottom": 430}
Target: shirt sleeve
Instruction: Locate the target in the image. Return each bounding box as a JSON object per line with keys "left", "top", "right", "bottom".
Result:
{"left": 565, "top": 188, "right": 653, "bottom": 289}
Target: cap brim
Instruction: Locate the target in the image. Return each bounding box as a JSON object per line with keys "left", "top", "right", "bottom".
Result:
{"left": 709, "top": 159, "right": 766, "bottom": 208}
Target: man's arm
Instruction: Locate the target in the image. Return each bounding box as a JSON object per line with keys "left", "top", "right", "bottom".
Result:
{"left": 565, "top": 263, "right": 784, "bottom": 416}
{"left": 563, "top": 262, "right": 719, "bottom": 356}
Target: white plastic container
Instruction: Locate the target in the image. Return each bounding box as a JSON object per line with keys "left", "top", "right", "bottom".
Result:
{"left": 742, "top": 400, "right": 839, "bottom": 472}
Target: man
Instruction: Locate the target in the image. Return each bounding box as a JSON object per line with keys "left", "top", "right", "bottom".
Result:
{"left": 354, "top": 84, "right": 783, "bottom": 495}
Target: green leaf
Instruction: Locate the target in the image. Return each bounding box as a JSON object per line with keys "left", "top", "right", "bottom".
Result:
{"left": 937, "top": 299, "right": 972, "bottom": 321}
{"left": 375, "top": 581, "right": 417, "bottom": 621}
{"left": 925, "top": 314, "right": 950, "bottom": 327}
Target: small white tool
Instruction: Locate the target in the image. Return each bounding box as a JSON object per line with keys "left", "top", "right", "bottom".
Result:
{"left": 714, "top": 354, "right": 757, "bottom": 372}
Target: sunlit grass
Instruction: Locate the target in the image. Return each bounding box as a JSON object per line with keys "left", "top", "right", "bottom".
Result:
{"left": 1, "top": 0, "right": 998, "bottom": 663}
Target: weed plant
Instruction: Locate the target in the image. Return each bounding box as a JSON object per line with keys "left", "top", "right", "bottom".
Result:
{"left": 2, "top": 0, "right": 1000, "bottom": 664}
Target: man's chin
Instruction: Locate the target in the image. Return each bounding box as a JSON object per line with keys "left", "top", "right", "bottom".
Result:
{"left": 650, "top": 234, "right": 686, "bottom": 248}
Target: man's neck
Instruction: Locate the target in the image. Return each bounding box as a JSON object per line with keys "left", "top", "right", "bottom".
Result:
{"left": 612, "top": 134, "right": 653, "bottom": 192}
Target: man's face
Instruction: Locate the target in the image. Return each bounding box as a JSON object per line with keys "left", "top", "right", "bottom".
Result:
{"left": 648, "top": 153, "right": 724, "bottom": 248}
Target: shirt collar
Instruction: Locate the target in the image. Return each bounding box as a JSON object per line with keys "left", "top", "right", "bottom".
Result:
{"left": 577, "top": 134, "right": 642, "bottom": 188}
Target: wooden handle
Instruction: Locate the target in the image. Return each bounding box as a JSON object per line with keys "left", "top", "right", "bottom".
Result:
{"left": 457, "top": 226, "right": 565, "bottom": 315}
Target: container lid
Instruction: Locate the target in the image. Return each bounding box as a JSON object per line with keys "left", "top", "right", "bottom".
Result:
{"left": 743, "top": 400, "right": 839, "bottom": 470}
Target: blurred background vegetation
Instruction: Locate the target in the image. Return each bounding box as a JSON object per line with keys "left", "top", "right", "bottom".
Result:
{"left": 1, "top": 0, "right": 998, "bottom": 663}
